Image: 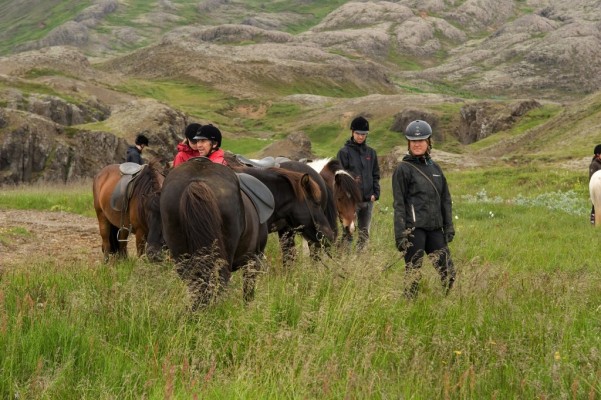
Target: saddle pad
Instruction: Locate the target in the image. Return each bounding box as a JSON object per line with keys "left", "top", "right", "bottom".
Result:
{"left": 237, "top": 173, "right": 275, "bottom": 224}
{"left": 235, "top": 154, "right": 277, "bottom": 168}
{"left": 119, "top": 162, "right": 144, "bottom": 175}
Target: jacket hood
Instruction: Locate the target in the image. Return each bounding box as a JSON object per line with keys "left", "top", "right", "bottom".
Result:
{"left": 177, "top": 142, "right": 197, "bottom": 154}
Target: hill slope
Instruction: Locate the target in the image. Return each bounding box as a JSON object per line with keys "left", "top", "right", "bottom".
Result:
{"left": 1, "top": 0, "right": 601, "bottom": 184}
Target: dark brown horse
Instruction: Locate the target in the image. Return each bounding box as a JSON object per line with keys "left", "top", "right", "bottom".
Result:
{"left": 230, "top": 165, "right": 336, "bottom": 248}
{"left": 92, "top": 160, "right": 164, "bottom": 262}
{"left": 145, "top": 158, "right": 269, "bottom": 307}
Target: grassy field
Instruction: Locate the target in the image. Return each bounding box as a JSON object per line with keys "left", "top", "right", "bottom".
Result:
{"left": 1, "top": 165, "right": 601, "bottom": 399}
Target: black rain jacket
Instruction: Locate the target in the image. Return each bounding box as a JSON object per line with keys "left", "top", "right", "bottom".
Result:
{"left": 126, "top": 145, "right": 143, "bottom": 165}
{"left": 337, "top": 139, "right": 380, "bottom": 202}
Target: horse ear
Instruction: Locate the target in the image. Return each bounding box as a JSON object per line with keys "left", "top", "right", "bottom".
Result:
{"left": 301, "top": 173, "right": 320, "bottom": 201}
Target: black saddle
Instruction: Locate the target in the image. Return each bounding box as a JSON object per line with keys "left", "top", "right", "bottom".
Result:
{"left": 237, "top": 173, "right": 275, "bottom": 224}
{"left": 110, "top": 163, "right": 146, "bottom": 211}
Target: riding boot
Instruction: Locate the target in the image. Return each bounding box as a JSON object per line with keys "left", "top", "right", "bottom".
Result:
{"left": 434, "top": 248, "right": 455, "bottom": 295}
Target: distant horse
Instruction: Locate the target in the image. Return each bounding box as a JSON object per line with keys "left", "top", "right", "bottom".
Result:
{"left": 590, "top": 170, "right": 601, "bottom": 226}
{"left": 146, "top": 158, "right": 269, "bottom": 307}
{"left": 92, "top": 160, "right": 164, "bottom": 262}
{"left": 306, "top": 158, "right": 362, "bottom": 238}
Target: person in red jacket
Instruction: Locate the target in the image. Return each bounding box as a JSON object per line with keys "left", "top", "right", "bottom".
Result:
{"left": 172, "top": 123, "right": 202, "bottom": 167}
{"left": 193, "top": 124, "right": 228, "bottom": 166}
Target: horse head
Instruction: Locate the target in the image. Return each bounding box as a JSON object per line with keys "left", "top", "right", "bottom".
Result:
{"left": 333, "top": 168, "right": 362, "bottom": 235}
{"left": 294, "top": 173, "right": 336, "bottom": 246}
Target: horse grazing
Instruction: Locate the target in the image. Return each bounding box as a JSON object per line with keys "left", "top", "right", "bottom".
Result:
{"left": 226, "top": 153, "right": 338, "bottom": 265}
{"left": 146, "top": 158, "right": 269, "bottom": 307}
{"left": 92, "top": 160, "right": 164, "bottom": 262}
{"left": 590, "top": 170, "right": 601, "bottom": 226}
{"left": 307, "top": 158, "right": 362, "bottom": 238}
{"left": 231, "top": 165, "right": 336, "bottom": 262}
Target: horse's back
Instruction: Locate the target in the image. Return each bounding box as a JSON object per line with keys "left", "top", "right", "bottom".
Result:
{"left": 93, "top": 164, "right": 121, "bottom": 212}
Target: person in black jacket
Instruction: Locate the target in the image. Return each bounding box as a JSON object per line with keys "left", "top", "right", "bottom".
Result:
{"left": 589, "top": 144, "right": 601, "bottom": 224}
{"left": 392, "top": 120, "right": 455, "bottom": 298}
{"left": 337, "top": 116, "right": 380, "bottom": 251}
{"left": 126, "top": 134, "right": 149, "bottom": 164}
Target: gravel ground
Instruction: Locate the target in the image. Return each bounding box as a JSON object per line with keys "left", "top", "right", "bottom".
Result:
{"left": 0, "top": 209, "right": 103, "bottom": 269}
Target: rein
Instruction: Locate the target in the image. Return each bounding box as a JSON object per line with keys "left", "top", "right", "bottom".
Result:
{"left": 303, "top": 194, "right": 325, "bottom": 242}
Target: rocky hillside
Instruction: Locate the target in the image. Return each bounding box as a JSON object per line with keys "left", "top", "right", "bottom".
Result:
{"left": 0, "top": 0, "right": 600, "bottom": 184}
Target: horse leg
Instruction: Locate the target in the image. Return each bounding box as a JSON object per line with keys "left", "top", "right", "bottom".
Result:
{"left": 242, "top": 255, "right": 263, "bottom": 303}
{"left": 278, "top": 228, "right": 297, "bottom": 268}
{"left": 96, "top": 213, "right": 116, "bottom": 262}
{"left": 135, "top": 230, "right": 147, "bottom": 257}
{"left": 114, "top": 226, "right": 129, "bottom": 258}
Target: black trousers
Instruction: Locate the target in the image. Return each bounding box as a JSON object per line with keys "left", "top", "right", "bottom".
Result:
{"left": 404, "top": 228, "right": 455, "bottom": 297}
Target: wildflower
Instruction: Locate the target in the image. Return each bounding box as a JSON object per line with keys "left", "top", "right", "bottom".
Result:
{"left": 454, "top": 350, "right": 462, "bottom": 356}
{"left": 554, "top": 351, "right": 561, "bottom": 361}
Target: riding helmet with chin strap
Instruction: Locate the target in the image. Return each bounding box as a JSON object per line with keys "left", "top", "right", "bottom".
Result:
{"left": 404, "top": 120, "right": 432, "bottom": 140}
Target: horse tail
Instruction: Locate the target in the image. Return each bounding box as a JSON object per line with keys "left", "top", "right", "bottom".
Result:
{"left": 179, "top": 181, "right": 227, "bottom": 259}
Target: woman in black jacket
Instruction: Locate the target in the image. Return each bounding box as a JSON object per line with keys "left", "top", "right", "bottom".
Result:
{"left": 392, "top": 120, "right": 455, "bottom": 298}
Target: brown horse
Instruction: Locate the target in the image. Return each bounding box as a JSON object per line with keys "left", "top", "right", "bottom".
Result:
{"left": 92, "top": 160, "right": 164, "bottom": 262}
{"left": 145, "top": 158, "right": 269, "bottom": 307}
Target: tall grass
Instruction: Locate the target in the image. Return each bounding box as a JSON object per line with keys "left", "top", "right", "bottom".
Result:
{"left": 1, "top": 167, "right": 601, "bottom": 398}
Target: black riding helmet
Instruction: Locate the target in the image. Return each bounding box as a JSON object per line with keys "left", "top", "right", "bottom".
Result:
{"left": 193, "top": 124, "right": 222, "bottom": 148}
{"left": 404, "top": 120, "right": 432, "bottom": 140}
{"left": 350, "top": 116, "right": 369, "bottom": 134}
{"left": 135, "top": 134, "right": 149, "bottom": 146}
{"left": 184, "top": 123, "right": 202, "bottom": 142}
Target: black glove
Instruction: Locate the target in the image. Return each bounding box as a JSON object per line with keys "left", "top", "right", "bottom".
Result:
{"left": 444, "top": 229, "right": 455, "bottom": 243}
{"left": 396, "top": 228, "right": 414, "bottom": 251}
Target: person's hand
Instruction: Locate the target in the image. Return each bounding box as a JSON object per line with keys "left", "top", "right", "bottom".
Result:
{"left": 444, "top": 229, "right": 455, "bottom": 243}
{"left": 370, "top": 194, "right": 376, "bottom": 202}
{"left": 396, "top": 228, "right": 414, "bottom": 251}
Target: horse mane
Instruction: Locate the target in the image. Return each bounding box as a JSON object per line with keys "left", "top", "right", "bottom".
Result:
{"left": 272, "top": 168, "right": 324, "bottom": 203}
{"left": 179, "top": 181, "right": 227, "bottom": 260}
{"left": 325, "top": 159, "right": 362, "bottom": 202}
{"left": 132, "top": 160, "right": 164, "bottom": 223}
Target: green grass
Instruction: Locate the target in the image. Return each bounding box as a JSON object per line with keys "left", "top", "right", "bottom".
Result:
{"left": 0, "top": 180, "right": 94, "bottom": 217}
{"left": 113, "top": 79, "right": 226, "bottom": 122}
{"left": 1, "top": 166, "right": 600, "bottom": 398}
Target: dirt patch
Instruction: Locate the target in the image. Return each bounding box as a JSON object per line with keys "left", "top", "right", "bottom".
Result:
{"left": 0, "top": 210, "right": 103, "bottom": 269}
